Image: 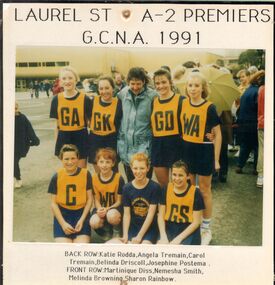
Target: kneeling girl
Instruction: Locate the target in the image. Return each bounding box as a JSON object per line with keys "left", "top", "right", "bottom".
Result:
{"left": 158, "top": 160, "right": 205, "bottom": 245}
{"left": 48, "top": 144, "right": 93, "bottom": 243}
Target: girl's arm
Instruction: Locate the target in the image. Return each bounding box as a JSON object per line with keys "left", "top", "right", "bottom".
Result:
{"left": 54, "top": 120, "right": 59, "bottom": 141}
{"left": 132, "top": 204, "right": 157, "bottom": 244}
{"left": 50, "top": 194, "right": 75, "bottom": 235}
{"left": 121, "top": 207, "right": 131, "bottom": 243}
{"left": 94, "top": 196, "right": 107, "bottom": 218}
{"left": 212, "top": 124, "right": 222, "bottom": 171}
{"left": 170, "top": 210, "right": 202, "bottom": 245}
{"left": 75, "top": 190, "right": 93, "bottom": 232}
{"left": 108, "top": 194, "right": 122, "bottom": 210}
{"left": 157, "top": 204, "right": 169, "bottom": 244}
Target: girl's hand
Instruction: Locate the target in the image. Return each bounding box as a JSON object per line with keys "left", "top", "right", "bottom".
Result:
{"left": 74, "top": 220, "right": 83, "bottom": 232}
{"left": 62, "top": 222, "right": 75, "bottom": 235}
{"left": 158, "top": 237, "right": 169, "bottom": 244}
{"left": 131, "top": 236, "right": 142, "bottom": 244}
{"left": 120, "top": 236, "right": 128, "bottom": 244}
{"left": 205, "top": 131, "right": 215, "bottom": 141}
{"left": 97, "top": 207, "right": 107, "bottom": 218}
{"left": 170, "top": 237, "right": 182, "bottom": 245}
{"left": 215, "top": 160, "right": 220, "bottom": 171}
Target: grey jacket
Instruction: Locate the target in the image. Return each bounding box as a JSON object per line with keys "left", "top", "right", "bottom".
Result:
{"left": 117, "top": 86, "right": 158, "bottom": 165}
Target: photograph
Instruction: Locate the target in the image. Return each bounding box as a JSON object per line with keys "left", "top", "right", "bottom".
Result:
{"left": 13, "top": 46, "right": 264, "bottom": 246}
{"left": 2, "top": 2, "right": 273, "bottom": 285}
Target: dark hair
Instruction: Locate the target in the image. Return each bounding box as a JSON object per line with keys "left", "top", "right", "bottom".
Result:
{"left": 172, "top": 160, "right": 189, "bottom": 175}
{"left": 127, "top": 67, "right": 149, "bottom": 84}
{"left": 161, "top": 65, "right": 171, "bottom": 72}
{"left": 59, "top": 144, "right": 79, "bottom": 160}
{"left": 98, "top": 76, "right": 115, "bottom": 89}
{"left": 182, "top": 61, "right": 197, "bottom": 68}
{"left": 153, "top": 69, "right": 173, "bottom": 90}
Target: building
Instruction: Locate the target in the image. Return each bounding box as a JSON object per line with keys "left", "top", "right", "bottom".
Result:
{"left": 16, "top": 46, "right": 237, "bottom": 91}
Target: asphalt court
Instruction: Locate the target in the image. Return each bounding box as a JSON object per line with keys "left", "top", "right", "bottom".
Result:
{"left": 12, "top": 91, "right": 263, "bottom": 245}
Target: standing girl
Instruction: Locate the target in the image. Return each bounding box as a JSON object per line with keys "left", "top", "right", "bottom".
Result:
{"left": 88, "top": 76, "right": 122, "bottom": 172}
{"left": 180, "top": 72, "right": 221, "bottom": 245}
{"left": 158, "top": 160, "right": 205, "bottom": 245}
{"left": 151, "top": 68, "right": 183, "bottom": 187}
{"left": 48, "top": 144, "right": 93, "bottom": 243}
{"left": 50, "top": 66, "right": 91, "bottom": 168}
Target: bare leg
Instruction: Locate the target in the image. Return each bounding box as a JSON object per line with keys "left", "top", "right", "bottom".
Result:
{"left": 73, "top": 235, "right": 90, "bottom": 243}
{"left": 154, "top": 167, "right": 170, "bottom": 188}
{"left": 55, "top": 237, "right": 73, "bottom": 243}
{"left": 78, "top": 159, "right": 87, "bottom": 168}
{"left": 198, "top": 175, "right": 212, "bottom": 219}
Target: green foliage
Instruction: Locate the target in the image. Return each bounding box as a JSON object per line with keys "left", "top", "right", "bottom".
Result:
{"left": 238, "top": 49, "right": 265, "bottom": 69}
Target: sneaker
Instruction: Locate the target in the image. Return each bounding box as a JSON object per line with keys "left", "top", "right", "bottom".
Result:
{"left": 235, "top": 167, "right": 243, "bottom": 174}
{"left": 201, "top": 229, "right": 212, "bottom": 245}
{"left": 14, "top": 179, "right": 22, "bottom": 188}
{"left": 256, "top": 176, "right": 263, "bottom": 188}
{"left": 234, "top": 150, "right": 240, "bottom": 157}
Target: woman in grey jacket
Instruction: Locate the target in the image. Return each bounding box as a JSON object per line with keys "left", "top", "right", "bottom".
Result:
{"left": 117, "top": 67, "right": 158, "bottom": 182}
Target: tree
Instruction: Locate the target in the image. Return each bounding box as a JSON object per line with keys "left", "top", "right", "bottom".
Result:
{"left": 238, "top": 50, "right": 265, "bottom": 69}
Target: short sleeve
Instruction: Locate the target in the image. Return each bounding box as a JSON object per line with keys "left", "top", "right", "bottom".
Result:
{"left": 122, "top": 184, "right": 131, "bottom": 207}
{"left": 86, "top": 170, "right": 92, "bottom": 190}
{"left": 207, "top": 104, "right": 220, "bottom": 129}
{"left": 193, "top": 188, "right": 205, "bottom": 211}
{"left": 150, "top": 182, "right": 161, "bottom": 205}
{"left": 84, "top": 95, "right": 93, "bottom": 120}
{"left": 48, "top": 173, "right": 58, "bottom": 194}
{"left": 114, "top": 99, "right": 123, "bottom": 131}
{"left": 160, "top": 186, "right": 167, "bottom": 205}
{"left": 49, "top": 96, "right": 58, "bottom": 119}
{"left": 117, "top": 175, "right": 125, "bottom": 195}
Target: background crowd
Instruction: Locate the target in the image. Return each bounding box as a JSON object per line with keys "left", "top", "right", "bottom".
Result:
{"left": 14, "top": 60, "right": 265, "bottom": 246}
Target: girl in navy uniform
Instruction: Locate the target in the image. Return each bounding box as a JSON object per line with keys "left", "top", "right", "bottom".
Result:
{"left": 50, "top": 66, "right": 91, "bottom": 168}
{"left": 151, "top": 68, "right": 183, "bottom": 187}
{"left": 88, "top": 76, "right": 122, "bottom": 172}
{"left": 89, "top": 148, "right": 125, "bottom": 240}
{"left": 48, "top": 144, "right": 93, "bottom": 243}
{"left": 120, "top": 153, "right": 161, "bottom": 244}
{"left": 180, "top": 72, "right": 221, "bottom": 245}
{"left": 158, "top": 160, "right": 204, "bottom": 245}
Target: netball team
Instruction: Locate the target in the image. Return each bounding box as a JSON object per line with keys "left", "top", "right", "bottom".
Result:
{"left": 48, "top": 65, "right": 222, "bottom": 246}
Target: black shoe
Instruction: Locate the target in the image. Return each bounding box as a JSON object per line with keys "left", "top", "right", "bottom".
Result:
{"left": 219, "top": 175, "right": 227, "bottom": 183}
{"left": 235, "top": 167, "right": 243, "bottom": 174}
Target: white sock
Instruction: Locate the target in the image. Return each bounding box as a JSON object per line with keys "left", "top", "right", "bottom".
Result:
{"left": 201, "top": 218, "right": 211, "bottom": 230}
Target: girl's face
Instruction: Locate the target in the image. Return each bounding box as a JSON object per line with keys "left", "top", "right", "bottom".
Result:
{"left": 131, "top": 160, "right": 149, "bottom": 182}
{"left": 154, "top": 75, "right": 172, "bottom": 97}
{"left": 171, "top": 167, "right": 189, "bottom": 189}
{"left": 62, "top": 151, "right": 78, "bottom": 173}
{"left": 60, "top": 70, "right": 77, "bottom": 92}
{"left": 97, "top": 156, "right": 114, "bottom": 175}
{"left": 186, "top": 76, "right": 203, "bottom": 101}
{"left": 239, "top": 73, "right": 250, "bottom": 85}
{"left": 98, "top": 80, "right": 114, "bottom": 102}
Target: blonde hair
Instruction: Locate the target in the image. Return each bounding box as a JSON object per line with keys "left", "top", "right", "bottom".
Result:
{"left": 59, "top": 66, "right": 80, "bottom": 82}
{"left": 130, "top": 153, "right": 150, "bottom": 167}
{"left": 185, "top": 72, "right": 209, "bottom": 99}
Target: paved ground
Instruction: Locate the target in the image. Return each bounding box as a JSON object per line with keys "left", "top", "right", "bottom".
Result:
{"left": 12, "top": 92, "right": 263, "bottom": 245}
